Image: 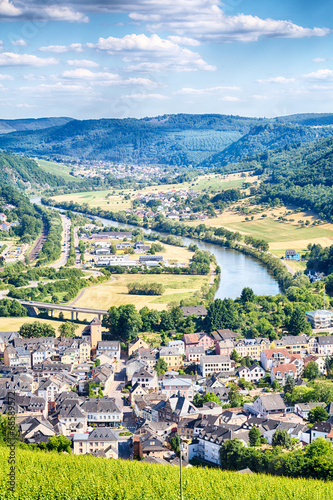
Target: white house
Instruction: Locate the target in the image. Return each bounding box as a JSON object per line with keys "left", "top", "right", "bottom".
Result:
{"left": 72, "top": 427, "right": 119, "bottom": 458}
{"left": 252, "top": 394, "right": 286, "bottom": 417}
{"left": 96, "top": 341, "right": 121, "bottom": 361}
{"left": 82, "top": 397, "right": 123, "bottom": 427}
{"left": 236, "top": 364, "right": 265, "bottom": 383}
{"left": 294, "top": 402, "right": 327, "bottom": 420}
{"left": 132, "top": 368, "right": 158, "bottom": 391}
{"left": 200, "top": 355, "right": 232, "bottom": 377}
{"left": 260, "top": 349, "right": 291, "bottom": 371}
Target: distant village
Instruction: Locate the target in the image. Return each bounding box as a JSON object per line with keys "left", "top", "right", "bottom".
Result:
{"left": 1, "top": 303, "right": 333, "bottom": 466}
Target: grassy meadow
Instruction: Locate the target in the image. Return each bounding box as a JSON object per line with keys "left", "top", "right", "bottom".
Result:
{"left": 0, "top": 316, "right": 88, "bottom": 335}
{"left": 72, "top": 273, "right": 209, "bottom": 312}
{"left": 36, "top": 158, "right": 82, "bottom": 183}
{"left": 50, "top": 172, "right": 258, "bottom": 209}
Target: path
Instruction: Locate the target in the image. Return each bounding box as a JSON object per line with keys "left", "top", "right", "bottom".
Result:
{"left": 281, "top": 258, "right": 296, "bottom": 276}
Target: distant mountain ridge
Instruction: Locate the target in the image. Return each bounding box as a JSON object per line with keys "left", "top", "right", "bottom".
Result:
{"left": 0, "top": 117, "right": 73, "bottom": 135}
{"left": 0, "top": 113, "right": 333, "bottom": 168}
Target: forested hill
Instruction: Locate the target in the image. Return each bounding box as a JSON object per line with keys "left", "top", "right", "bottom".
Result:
{"left": 0, "top": 151, "right": 68, "bottom": 189}
{"left": 0, "top": 113, "right": 333, "bottom": 167}
{"left": 0, "top": 117, "right": 72, "bottom": 135}
{"left": 0, "top": 114, "right": 261, "bottom": 165}
{"left": 199, "top": 123, "right": 333, "bottom": 169}
{"left": 244, "top": 136, "right": 333, "bottom": 221}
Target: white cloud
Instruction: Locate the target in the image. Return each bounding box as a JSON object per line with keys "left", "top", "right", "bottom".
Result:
{"left": 0, "top": 73, "right": 13, "bottom": 80}
{"left": 175, "top": 85, "right": 240, "bottom": 95}
{"left": 303, "top": 69, "right": 333, "bottom": 80}
{"left": 20, "top": 82, "right": 94, "bottom": 95}
{"left": 219, "top": 96, "right": 241, "bottom": 101}
{"left": 0, "top": 1, "right": 88, "bottom": 22}
{"left": 128, "top": 2, "right": 330, "bottom": 42}
{"left": 122, "top": 93, "right": 169, "bottom": 100}
{"left": 39, "top": 43, "right": 83, "bottom": 53}
{"left": 0, "top": 0, "right": 21, "bottom": 16}
{"left": 167, "top": 36, "right": 200, "bottom": 46}
{"left": 0, "top": 52, "right": 58, "bottom": 66}
{"left": 62, "top": 68, "right": 119, "bottom": 80}
{"left": 11, "top": 39, "right": 27, "bottom": 47}
{"left": 257, "top": 77, "right": 296, "bottom": 84}
{"left": 67, "top": 59, "right": 99, "bottom": 67}
{"left": 16, "top": 103, "right": 36, "bottom": 108}
{"left": 312, "top": 57, "right": 326, "bottom": 63}
{"left": 89, "top": 33, "right": 216, "bottom": 72}
{"left": 42, "top": 6, "right": 88, "bottom": 23}
{"left": 62, "top": 68, "right": 160, "bottom": 87}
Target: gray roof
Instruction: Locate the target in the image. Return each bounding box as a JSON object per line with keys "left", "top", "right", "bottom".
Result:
{"left": 181, "top": 306, "right": 207, "bottom": 317}
{"left": 81, "top": 397, "right": 121, "bottom": 413}
{"left": 258, "top": 394, "right": 286, "bottom": 411}
{"left": 317, "top": 336, "right": 333, "bottom": 345}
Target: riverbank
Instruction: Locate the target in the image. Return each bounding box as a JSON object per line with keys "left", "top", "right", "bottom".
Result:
{"left": 37, "top": 197, "right": 281, "bottom": 299}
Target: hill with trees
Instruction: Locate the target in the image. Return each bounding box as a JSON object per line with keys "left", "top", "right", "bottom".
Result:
{"left": 1, "top": 113, "right": 333, "bottom": 168}
{"left": 199, "top": 123, "right": 333, "bottom": 169}
{"left": 0, "top": 117, "right": 72, "bottom": 134}
{"left": 0, "top": 151, "right": 70, "bottom": 190}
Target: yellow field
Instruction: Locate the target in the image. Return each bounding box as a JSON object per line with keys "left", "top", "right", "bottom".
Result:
{"left": 72, "top": 274, "right": 209, "bottom": 311}
{"left": 188, "top": 202, "right": 333, "bottom": 256}
{"left": 51, "top": 172, "right": 259, "bottom": 210}
{"left": 0, "top": 316, "right": 88, "bottom": 335}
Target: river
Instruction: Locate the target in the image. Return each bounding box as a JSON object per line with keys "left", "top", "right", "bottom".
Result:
{"left": 31, "top": 196, "right": 280, "bottom": 300}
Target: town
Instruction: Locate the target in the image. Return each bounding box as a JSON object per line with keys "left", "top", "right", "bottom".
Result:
{"left": 1, "top": 303, "right": 333, "bottom": 468}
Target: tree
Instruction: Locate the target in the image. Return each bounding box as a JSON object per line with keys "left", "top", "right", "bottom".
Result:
{"left": 46, "top": 435, "right": 71, "bottom": 453}
{"left": 303, "top": 361, "right": 320, "bottom": 380}
{"left": 272, "top": 430, "right": 292, "bottom": 449}
{"left": 284, "top": 375, "right": 295, "bottom": 395}
{"left": 230, "top": 349, "right": 241, "bottom": 363}
{"left": 206, "top": 298, "right": 238, "bottom": 332}
{"left": 249, "top": 426, "right": 261, "bottom": 447}
{"left": 155, "top": 358, "right": 168, "bottom": 375}
{"left": 219, "top": 438, "right": 244, "bottom": 470}
{"left": 240, "top": 287, "right": 255, "bottom": 304}
{"left": 19, "top": 321, "right": 56, "bottom": 338}
{"left": 271, "top": 379, "right": 280, "bottom": 391}
{"left": 0, "top": 298, "right": 27, "bottom": 318}
{"left": 288, "top": 306, "right": 307, "bottom": 336}
{"left": 58, "top": 322, "right": 78, "bottom": 338}
{"left": 103, "top": 304, "right": 142, "bottom": 343}
{"left": 308, "top": 406, "right": 329, "bottom": 424}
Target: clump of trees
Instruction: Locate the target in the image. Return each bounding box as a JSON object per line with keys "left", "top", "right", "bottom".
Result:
{"left": 19, "top": 321, "right": 56, "bottom": 338}
{"left": 0, "top": 298, "right": 27, "bottom": 317}
{"left": 128, "top": 282, "right": 165, "bottom": 295}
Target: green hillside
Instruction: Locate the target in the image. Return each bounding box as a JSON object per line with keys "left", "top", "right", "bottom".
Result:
{"left": 0, "top": 151, "right": 69, "bottom": 190}
{"left": 1, "top": 113, "right": 333, "bottom": 169}
{"left": 0, "top": 117, "right": 72, "bottom": 135}
{"left": 0, "top": 446, "right": 331, "bottom": 500}
{"left": 199, "top": 123, "right": 333, "bottom": 168}
{"left": 0, "top": 114, "right": 260, "bottom": 166}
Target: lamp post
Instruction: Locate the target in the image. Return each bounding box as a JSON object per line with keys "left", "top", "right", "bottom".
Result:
{"left": 179, "top": 438, "right": 183, "bottom": 500}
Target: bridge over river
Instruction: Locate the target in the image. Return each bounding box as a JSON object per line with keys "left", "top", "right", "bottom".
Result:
{"left": 19, "top": 300, "right": 108, "bottom": 321}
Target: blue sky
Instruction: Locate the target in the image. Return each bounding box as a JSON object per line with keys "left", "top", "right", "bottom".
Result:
{"left": 0, "top": 0, "right": 332, "bottom": 119}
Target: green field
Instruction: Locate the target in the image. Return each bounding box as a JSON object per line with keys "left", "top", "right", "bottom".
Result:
{"left": 36, "top": 159, "right": 82, "bottom": 183}
{"left": 72, "top": 274, "right": 209, "bottom": 311}
{"left": 51, "top": 172, "right": 258, "bottom": 209}
{"left": 0, "top": 446, "right": 331, "bottom": 500}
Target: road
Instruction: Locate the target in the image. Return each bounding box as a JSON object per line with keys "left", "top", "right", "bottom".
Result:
{"left": 107, "top": 355, "right": 137, "bottom": 434}
{"left": 49, "top": 214, "right": 71, "bottom": 269}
